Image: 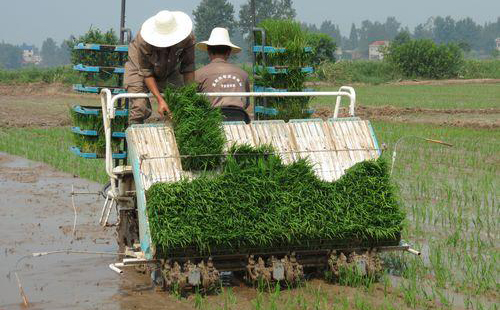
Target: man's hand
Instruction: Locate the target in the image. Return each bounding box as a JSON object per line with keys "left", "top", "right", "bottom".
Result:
{"left": 157, "top": 98, "right": 172, "bottom": 120}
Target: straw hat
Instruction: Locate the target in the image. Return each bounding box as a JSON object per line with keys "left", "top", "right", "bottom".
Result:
{"left": 140, "top": 10, "right": 193, "bottom": 48}
{"left": 196, "top": 27, "right": 242, "bottom": 54}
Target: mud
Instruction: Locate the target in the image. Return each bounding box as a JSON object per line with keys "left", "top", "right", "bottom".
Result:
{"left": 312, "top": 105, "right": 500, "bottom": 129}
{"left": 306, "top": 78, "right": 500, "bottom": 87}
{"left": 0, "top": 153, "right": 190, "bottom": 310}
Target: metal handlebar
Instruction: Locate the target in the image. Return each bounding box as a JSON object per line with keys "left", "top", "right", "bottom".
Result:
{"left": 100, "top": 87, "right": 357, "bottom": 184}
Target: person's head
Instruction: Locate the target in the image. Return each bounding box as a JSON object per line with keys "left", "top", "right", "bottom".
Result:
{"left": 207, "top": 45, "right": 232, "bottom": 60}
{"left": 196, "top": 27, "right": 242, "bottom": 59}
{"left": 140, "top": 10, "right": 192, "bottom": 48}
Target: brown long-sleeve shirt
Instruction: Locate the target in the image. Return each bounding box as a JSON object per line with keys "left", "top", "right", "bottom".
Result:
{"left": 195, "top": 58, "right": 250, "bottom": 109}
{"left": 124, "top": 32, "right": 196, "bottom": 87}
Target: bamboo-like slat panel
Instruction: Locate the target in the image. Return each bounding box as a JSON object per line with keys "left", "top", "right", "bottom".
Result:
{"left": 126, "top": 119, "right": 380, "bottom": 191}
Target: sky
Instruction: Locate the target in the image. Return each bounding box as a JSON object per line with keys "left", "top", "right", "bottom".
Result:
{"left": 1, "top": 0, "right": 499, "bottom": 47}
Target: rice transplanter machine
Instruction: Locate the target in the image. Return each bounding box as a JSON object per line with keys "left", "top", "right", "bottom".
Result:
{"left": 98, "top": 87, "right": 419, "bottom": 290}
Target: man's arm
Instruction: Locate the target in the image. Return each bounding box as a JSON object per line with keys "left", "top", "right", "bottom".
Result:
{"left": 144, "top": 76, "right": 171, "bottom": 119}
{"left": 183, "top": 71, "right": 195, "bottom": 84}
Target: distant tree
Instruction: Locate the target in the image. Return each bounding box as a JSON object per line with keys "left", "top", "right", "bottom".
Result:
{"left": 433, "top": 16, "right": 456, "bottom": 44}
{"left": 392, "top": 31, "right": 411, "bottom": 46}
{"left": 347, "top": 23, "right": 358, "bottom": 50}
{"left": 307, "top": 32, "right": 336, "bottom": 64}
{"left": 384, "top": 17, "right": 401, "bottom": 40}
{"left": 479, "top": 17, "right": 500, "bottom": 52}
{"left": 0, "top": 42, "right": 22, "bottom": 69}
{"left": 385, "top": 38, "right": 463, "bottom": 79}
{"left": 57, "top": 41, "right": 71, "bottom": 66}
{"left": 238, "top": 0, "right": 296, "bottom": 38}
{"left": 275, "top": 0, "right": 296, "bottom": 20}
{"left": 320, "top": 20, "right": 342, "bottom": 46}
{"left": 193, "top": 0, "right": 236, "bottom": 41}
{"left": 357, "top": 17, "right": 401, "bottom": 55}
{"left": 301, "top": 22, "right": 318, "bottom": 33}
{"left": 41, "top": 38, "right": 59, "bottom": 67}
{"left": 454, "top": 17, "right": 481, "bottom": 49}
{"left": 193, "top": 0, "right": 236, "bottom": 64}
{"left": 414, "top": 17, "right": 434, "bottom": 40}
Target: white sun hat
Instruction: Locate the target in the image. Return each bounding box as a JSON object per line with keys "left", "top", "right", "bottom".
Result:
{"left": 140, "top": 10, "right": 193, "bottom": 48}
{"left": 196, "top": 27, "right": 242, "bottom": 54}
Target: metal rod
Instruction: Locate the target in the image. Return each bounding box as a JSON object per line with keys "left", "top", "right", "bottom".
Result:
{"left": 109, "top": 263, "right": 123, "bottom": 274}
{"left": 251, "top": 0, "right": 256, "bottom": 29}
{"left": 119, "top": 0, "right": 126, "bottom": 44}
{"left": 406, "top": 248, "right": 421, "bottom": 256}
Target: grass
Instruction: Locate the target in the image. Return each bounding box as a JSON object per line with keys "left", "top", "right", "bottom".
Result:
{"left": 314, "top": 59, "right": 500, "bottom": 85}
{"left": 0, "top": 126, "right": 107, "bottom": 183}
{"left": 0, "top": 66, "right": 81, "bottom": 84}
{"left": 311, "top": 83, "right": 500, "bottom": 109}
{"left": 374, "top": 122, "right": 499, "bottom": 309}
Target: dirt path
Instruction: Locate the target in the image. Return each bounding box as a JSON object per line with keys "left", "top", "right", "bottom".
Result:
{"left": 313, "top": 105, "right": 500, "bottom": 129}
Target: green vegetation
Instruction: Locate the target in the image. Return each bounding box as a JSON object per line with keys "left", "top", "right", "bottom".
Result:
{"left": 165, "top": 84, "right": 226, "bottom": 170}
{"left": 315, "top": 59, "right": 500, "bottom": 84}
{"left": 70, "top": 107, "right": 127, "bottom": 156}
{"left": 0, "top": 66, "right": 80, "bottom": 84}
{"left": 374, "top": 122, "right": 498, "bottom": 308}
{"left": 311, "top": 83, "right": 500, "bottom": 109}
{"left": 385, "top": 39, "right": 464, "bottom": 79}
{"left": 459, "top": 59, "right": 500, "bottom": 79}
{"left": 315, "top": 60, "right": 400, "bottom": 84}
{"left": 146, "top": 144, "right": 404, "bottom": 254}
{"left": 306, "top": 32, "right": 337, "bottom": 64}
{"left": 255, "top": 19, "right": 312, "bottom": 120}
{"left": 0, "top": 126, "right": 106, "bottom": 183}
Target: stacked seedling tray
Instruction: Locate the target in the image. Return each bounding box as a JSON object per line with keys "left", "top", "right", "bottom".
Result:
{"left": 70, "top": 105, "right": 127, "bottom": 159}
{"left": 70, "top": 40, "right": 129, "bottom": 159}
{"left": 253, "top": 20, "right": 315, "bottom": 121}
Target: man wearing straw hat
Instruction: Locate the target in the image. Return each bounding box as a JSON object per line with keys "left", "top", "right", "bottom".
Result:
{"left": 124, "top": 10, "right": 195, "bottom": 124}
{"left": 195, "top": 27, "right": 250, "bottom": 110}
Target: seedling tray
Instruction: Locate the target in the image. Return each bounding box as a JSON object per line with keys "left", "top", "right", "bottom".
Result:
{"left": 73, "top": 84, "right": 126, "bottom": 94}
{"left": 70, "top": 146, "right": 126, "bottom": 159}
{"left": 73, "top": 64, "right": 125, "bottom": 74}
{"left": 73, "top": 43, "right": 128, "bottom": 52}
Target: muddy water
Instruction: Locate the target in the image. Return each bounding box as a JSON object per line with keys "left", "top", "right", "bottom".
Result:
{"left": 0, "top": 153, "right": 194, "bottom": 310}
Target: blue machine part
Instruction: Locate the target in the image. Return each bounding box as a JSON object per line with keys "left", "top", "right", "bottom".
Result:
{"left": 73, "top": 84, "right": 126, "bottom": 94}
{"left": 73, "top": 64, "right": 125, "bottom": 74}
{"left": 254, "top": 106, "right": 279, "bottom": 116}
{"left": 70, "top": 146, "right": 127, "bottom": 159}
{"left": 72, "top": 105, "right": 129, "bottom": 117}
{"left": 126, "top": 125, "right": 155, "bottom": 259}
{"left": 71, "top": 127, "right": 125, "bottom": 138}
{"left": 74, "top": 43, "right": 128, "bottom": 52}
{"left": 253, "top": 46, "right": 312, "bottom": 53}
{"left": 254, "top": 65, "right": 314, "bottom": 74}
{"left": 253, "top": 85, "right": 315, "bottom": 92}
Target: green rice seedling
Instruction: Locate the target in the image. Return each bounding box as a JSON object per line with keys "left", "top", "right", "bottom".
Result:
{"left": 164, "top": 84, "right": 226, "bottom": 171}
{"left": 254, "top": 19, "right": 313, "bottom": 121}
{"left": 69, "top": 106, "right": 127, "bottom": 156}
{"left": 146, "top": 142, "right": 405, "bottom": 256}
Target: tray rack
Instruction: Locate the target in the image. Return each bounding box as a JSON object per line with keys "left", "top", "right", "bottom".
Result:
{"left": 252, "top": 29, "right": 315, "bottom": 119}
{"left": 70, "top": 42, "right": 129, "bottom": 161}
{"left": 70, "top": 105, "right": 128, "bottom": 159}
